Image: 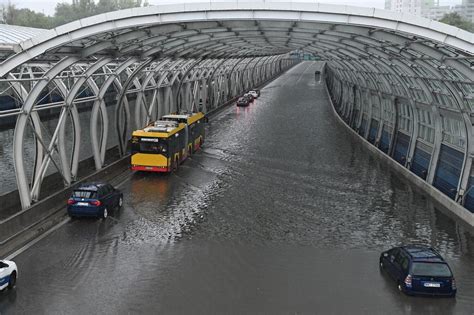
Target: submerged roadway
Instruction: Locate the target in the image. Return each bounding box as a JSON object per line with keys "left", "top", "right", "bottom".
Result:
{"left": 0, "top": 62, "right": 473, "bottom": 314}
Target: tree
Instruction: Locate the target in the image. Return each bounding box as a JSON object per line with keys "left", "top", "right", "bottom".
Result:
{"left": 96, "top": 0, "right": 119, "bottom": 14}
{"left": 53, "top": 0, "right": 97, "bottom": 26}
{"left": 439, "top": 12, "right": 474, "bottom": 33}
{"left": 95, "top": 0, "right": 146, "bottom": 14}
{"left": 1, "top": 0, "right": 147, "bottom": 29}
{"left": 118, "top": 0, "right": 144, "bottom": 10}
{"left": 2, "top": 3, "right": 52, "bottom": 29}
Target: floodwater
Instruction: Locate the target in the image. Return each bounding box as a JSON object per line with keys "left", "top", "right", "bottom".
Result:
{"left": 0, "top": 62, "right": 473, "bottom": 314}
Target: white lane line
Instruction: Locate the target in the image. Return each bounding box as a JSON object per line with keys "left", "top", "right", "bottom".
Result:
{"left": 5, "top": 217, "right": 70, "bottom": 260}
{"left": 294, "top": 63, "right": 313, "bottom": 85}
{"left": 279, "top": 63, "right": 304, "bottom": 87}
{"left": 115, "top": 172, "right": 132, "bottom": 188}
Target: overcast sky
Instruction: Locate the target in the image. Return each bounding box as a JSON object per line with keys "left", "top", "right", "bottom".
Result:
{"left": 1, "top": 0, "right": 463, "bottom": 16}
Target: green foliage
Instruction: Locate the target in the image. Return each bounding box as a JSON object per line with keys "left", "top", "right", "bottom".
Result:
{"left": 54, "top": 0, "right": 97, "bottom": 26}
{"left": 2, "top": 3, "right": 52, "bottom": 28}
{"left": 1, "top": 0, "right": 148, "bottom": 29}
{"left": 439, "top": 12, "right": 474, "bottom": 33}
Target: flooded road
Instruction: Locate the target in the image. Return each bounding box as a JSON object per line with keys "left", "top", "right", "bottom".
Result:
{"left": 1, "top": 62, "right": 473, "bottom": 314}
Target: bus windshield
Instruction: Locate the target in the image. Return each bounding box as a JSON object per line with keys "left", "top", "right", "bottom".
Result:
{"left": 139, "top": 141, "right": 168, "bottom": 154}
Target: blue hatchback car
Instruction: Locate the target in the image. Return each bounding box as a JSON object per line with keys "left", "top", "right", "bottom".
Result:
{"left": 380, "top": 245, "right": 456, "bottom": 297}
{"left": 67, "top": 182, "right": 123, "bottom": 219}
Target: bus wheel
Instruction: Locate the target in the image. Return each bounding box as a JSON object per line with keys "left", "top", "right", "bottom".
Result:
{"left": 173, "top": 158, "right": 179, "bottom": 171}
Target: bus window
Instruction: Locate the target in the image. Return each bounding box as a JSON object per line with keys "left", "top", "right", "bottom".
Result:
{"left": 139, "top": 142, "right": 168, "bottom": 154}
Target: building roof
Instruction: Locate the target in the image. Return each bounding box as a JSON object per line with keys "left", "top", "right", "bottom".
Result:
{"left": 0, "top": 24, "right": 45, "bottom": 50}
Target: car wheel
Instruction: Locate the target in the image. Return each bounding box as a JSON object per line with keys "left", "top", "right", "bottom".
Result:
{"left": 118, "top": 196, "right": 123, "bottom": 209}
{"left": 379, "top": 261, "right": 383, "bottom": 269}
{"left": 397, "top": 282, "right": 403, "bottom": 292}
{"left": 102, "top": 208, "right": 108, "bottom": 219}
{"left": 8, "top": 272, "right": 16, "bottom": 289}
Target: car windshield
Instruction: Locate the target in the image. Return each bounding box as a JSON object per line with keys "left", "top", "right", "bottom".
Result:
{"left": 72, "top": 190, "right": 97, "bottom": 199}
{"left": 411, "top": 262, "right": 452, "bottom": 277}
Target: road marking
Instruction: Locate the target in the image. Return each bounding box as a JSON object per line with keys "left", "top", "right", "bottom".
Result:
{"left": 115, "top": 171, "right": 132, "bottom": 188}
{"left": 294, "top": 63, "right": 313, "bottom": 85}
{"left": 5, "top": 217, "right": 70, "bottom": 260}
{"left": 278, "top": 63, "right": 302, "bottom": 87}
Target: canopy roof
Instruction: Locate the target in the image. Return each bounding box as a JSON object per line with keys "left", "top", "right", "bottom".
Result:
{"left": 0, "top": 2, "right": 472, "bottom": 108}
{"left": 0, "top": 24, "right": 45, "bottom": 47}
{"left": 0, "top": 24, "right": 45, "bottom": 58}
{"left": 2, "top": 1, "right": 473, "bottom": 213}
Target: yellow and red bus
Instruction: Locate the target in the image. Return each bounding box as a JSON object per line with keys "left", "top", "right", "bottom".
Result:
{"left": 131, "top": 112, "right": 205, "bottom": 172}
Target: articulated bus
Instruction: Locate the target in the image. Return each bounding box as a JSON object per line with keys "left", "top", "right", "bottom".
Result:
{"left": 131, "top": 112, "right": 206, "bottom": 172}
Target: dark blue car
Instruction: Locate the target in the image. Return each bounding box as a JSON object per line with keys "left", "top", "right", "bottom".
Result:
{"left": 379, "top": 245, "right": 456, "bottom": 297}
{"left": 67, "top": 182, "right": 123, "bottom": 219}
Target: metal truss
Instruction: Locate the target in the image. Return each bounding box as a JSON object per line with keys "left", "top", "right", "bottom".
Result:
{"left": 0, "top": 2, "right": 471, "bottom": 210}
{"left": 1, "top": 54, "right": 292, "bottom": 209}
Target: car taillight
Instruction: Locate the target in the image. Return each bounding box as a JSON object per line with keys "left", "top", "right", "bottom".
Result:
{"left": 452, "top": 278, "right": 456, "bottom": 290}
{"left": 90, "top": 200, "right": 101, "bottom": 206}
{"left": 404, "top": 274, "right": 412, "bottom": 288}
{"left": 67, "top": 199, "right": 76, "bottom": 205}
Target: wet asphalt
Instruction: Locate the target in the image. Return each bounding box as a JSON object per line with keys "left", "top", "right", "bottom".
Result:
{"left": 0, "top": 62, "right": 473, "bottom": 314}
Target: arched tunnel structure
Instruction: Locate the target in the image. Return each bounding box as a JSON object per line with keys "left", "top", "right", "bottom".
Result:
{"left": 0, "top": 2, "right": 472, "bottom": 219}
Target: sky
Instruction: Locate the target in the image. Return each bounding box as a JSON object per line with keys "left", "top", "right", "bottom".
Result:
{"left": 0, "top": 0, "right": 463, "bottom": 17}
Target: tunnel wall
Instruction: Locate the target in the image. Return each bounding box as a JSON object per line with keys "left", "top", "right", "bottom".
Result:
{"left": 325, "top": 66, "right": 474, "bottom": 226}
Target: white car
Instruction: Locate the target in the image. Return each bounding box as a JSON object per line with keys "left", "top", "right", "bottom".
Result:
{"left": 0, "top": 260, "right": 17, "bottom": 290}
{"left": 248, "top": 90, "right": 259, "bottom": 98}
